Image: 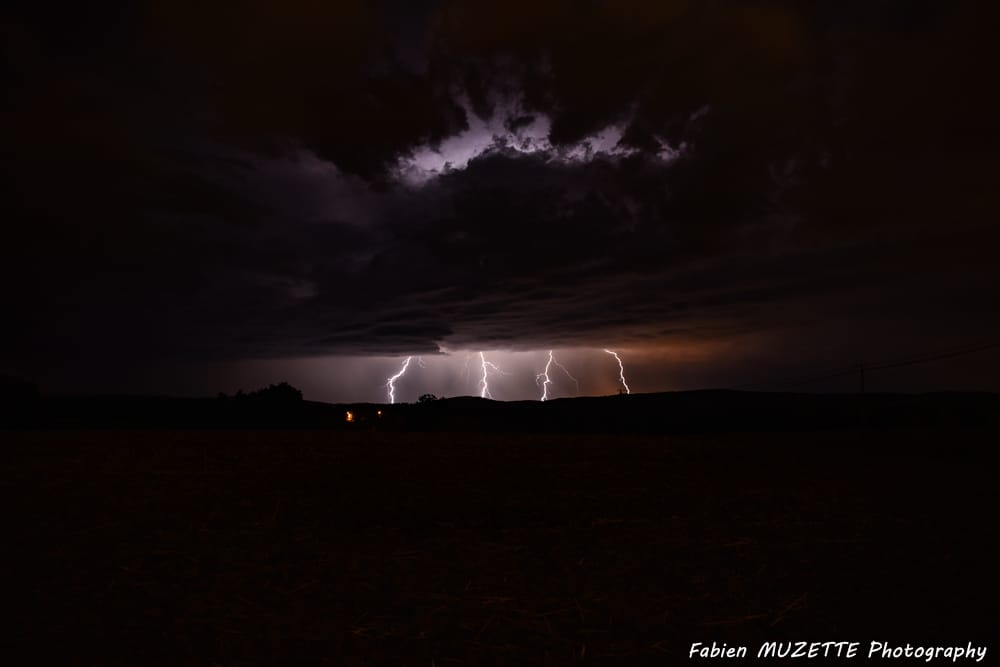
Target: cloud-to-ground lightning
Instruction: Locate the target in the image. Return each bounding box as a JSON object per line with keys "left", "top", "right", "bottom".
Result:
{"left": 536, "top": 350, "right": 580, "bottom": 401}
{"left": 536, "top": 351, "right": 555, "bottom": 401}
{"left": 604, "top": 349, "right": 631, "bottom": 394}
{"left": 386, "top": 356, "right": 412, "bottom": 404}
{"left": 550, "top": 353, "right": 580, "bottom": 394}
{"left": 479, "top": 351, "right": 506, "bottom": 399}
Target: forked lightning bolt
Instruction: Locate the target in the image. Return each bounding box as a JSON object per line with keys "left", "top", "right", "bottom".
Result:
{"left": 385, "top": 356, "right": 412, "bottom": 404}
{"left": 604, "top": 349, "right": 631, "bottom": 394}
{"left": 479, "top": 351, "right": 506, "bottom": 399}
{"left": 536, "top": 350, "right": 579, "bottom": 401}
{"left": 536, "top": 351, "right": 555, "bottom": 401}
{"left": 551, "top": 354, "right": 580, "bottom": 393}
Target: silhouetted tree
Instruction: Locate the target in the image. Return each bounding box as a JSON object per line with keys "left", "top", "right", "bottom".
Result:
{"left": 229, "top": 382, "right": 304, "bottom": 404}
{"left": 418, "top": 393, "right": 438, "bottom": 403}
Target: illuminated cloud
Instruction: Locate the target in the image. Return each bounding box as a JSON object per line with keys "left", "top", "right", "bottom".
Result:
{"left": 4, "top": 1, "right": 999, "bottom": 399}
{"left": 393, "top": 99, "right": 678, "bottom": 185}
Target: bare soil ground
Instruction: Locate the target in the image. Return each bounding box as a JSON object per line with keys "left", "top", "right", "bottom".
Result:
{"left": 4, "top": 429, "right": 998, "bottom": 664}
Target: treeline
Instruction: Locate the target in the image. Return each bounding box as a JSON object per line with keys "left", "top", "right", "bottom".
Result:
{"left": 217, "top": 382, "right": 303, "bottom": 404}
{"left": 0, "top": 381, "right": 320, "bottom": 429}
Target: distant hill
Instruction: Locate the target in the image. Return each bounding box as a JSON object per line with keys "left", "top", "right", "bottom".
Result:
{"left": 3, "top": 390, "right": 999, "bottom": 433}
{"left": 0, "top": 375, "right": 39, "bottom": 401}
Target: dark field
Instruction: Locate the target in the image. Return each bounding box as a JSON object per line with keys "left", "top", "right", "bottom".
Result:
{"left": 5, "top": 429, "right": 998, "bottom": 664}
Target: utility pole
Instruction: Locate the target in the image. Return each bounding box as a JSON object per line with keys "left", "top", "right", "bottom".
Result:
{"left": 859, "top": 363, "right": 865, "bottom": 393}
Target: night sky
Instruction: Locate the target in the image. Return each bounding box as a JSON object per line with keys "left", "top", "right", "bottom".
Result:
{"left": 4, "top": 1, "right": 999, "bottom": 402}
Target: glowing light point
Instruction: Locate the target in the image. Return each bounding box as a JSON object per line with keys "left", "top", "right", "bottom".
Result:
{"left": 604, "top": 349, "right": 631, "bottom": 394}
{"left": 386, "top": 356, "right": 412, "bottom": 404}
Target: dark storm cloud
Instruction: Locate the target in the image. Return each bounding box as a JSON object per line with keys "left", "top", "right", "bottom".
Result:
{"left": 142, "top": 0, "right": 470, "bottom": 182}
{"left": 3, "top": 0, "right": 999, "bottom": 388}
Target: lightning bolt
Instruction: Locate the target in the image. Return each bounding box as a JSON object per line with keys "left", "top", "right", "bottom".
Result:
{"left": 536, "top": 350, "right": 555, "bottom": 401}
{"left": 551, "top": 354, "right": 580, "bottom": 394}
{"left": 478, "top": 351, "right": 505, "bottom": 399}
{"left": 385, "top": 356, "right": 412, "bottom": 404}
{"left": 604, "top": 349, "right": 631, "bottom": 394}
{"left": 535, "top": 350, "right": 579, "bottom": 401}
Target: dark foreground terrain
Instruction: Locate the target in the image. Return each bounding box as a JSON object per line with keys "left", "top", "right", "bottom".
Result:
{"left": 5, "top": 428, "right": 998, "bottom": 664}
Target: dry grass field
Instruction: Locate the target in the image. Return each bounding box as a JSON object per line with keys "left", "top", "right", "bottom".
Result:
{"left": 5, "top": 428, "right": 998, "bottom": 664}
